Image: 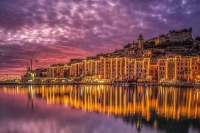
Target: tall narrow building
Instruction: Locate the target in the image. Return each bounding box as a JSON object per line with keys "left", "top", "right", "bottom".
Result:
{"left": 137, "top": 34, "right": 144, "bottom": 49}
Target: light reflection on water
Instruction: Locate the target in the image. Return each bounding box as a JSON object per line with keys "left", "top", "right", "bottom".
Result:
{"left": 1, "top": 85, "right": 200, "bottom": 133}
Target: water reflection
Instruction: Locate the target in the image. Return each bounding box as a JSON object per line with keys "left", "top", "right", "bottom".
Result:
{"left": 3, "top": 85, "right": 200, "bottom": 133}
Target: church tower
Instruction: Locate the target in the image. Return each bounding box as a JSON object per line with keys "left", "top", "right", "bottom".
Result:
{"left": 137, "top": 34, "right": 144, "bottom": 49}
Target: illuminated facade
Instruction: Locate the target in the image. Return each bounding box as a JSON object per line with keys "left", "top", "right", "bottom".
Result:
{"left": 46, "top": 54, "right": 200, "bottom": 83}
{"left": 47, "top": 63, "right": 70, "bottom": 78}
{"left": 45, "top": 33, "right": 200, "bottom": 83}
{"left": 157, "top": 55, "right": 200, "bottom": 83}
{"left": 53, "top": 54, "right": 200, "bottom": 83}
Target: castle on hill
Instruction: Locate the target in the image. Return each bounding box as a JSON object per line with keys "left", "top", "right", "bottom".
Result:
{"left": 124, "top": 28, "right": 193, "bottom": 49}
{"left": 147, "top": 28, "right": 192, "bottom": 44}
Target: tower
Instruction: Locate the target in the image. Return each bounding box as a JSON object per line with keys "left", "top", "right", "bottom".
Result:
{"left": 137, "top": 34, "right": 144, "bottom": 49}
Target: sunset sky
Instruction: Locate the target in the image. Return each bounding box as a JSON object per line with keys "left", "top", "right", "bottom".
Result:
{"left": 0, "top": 0, "right": 200, "bottom": 78}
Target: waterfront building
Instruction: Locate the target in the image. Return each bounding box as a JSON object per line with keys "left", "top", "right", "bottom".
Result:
{"left": 43, "top": 30, "right": 200, "bottom": 84}
{"left": 69, "top": 59, "right": 83, "bottom": 77}
{"left": 156, "top": 55, "right": 200, "bottom": 83}
{"left": 34, "top": 68, "right": 47, "bottom": 77}
{"left": 149, "top": 58, "right": 158, "bottom": 82}
{"left": 47, "top": 63, "right": 67, "bottom": 78}
{"left": 46, "top": 54, "right": 200, "bottom": 83}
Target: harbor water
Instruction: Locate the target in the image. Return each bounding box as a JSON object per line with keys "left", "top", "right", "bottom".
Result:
{"left": 0, "top": 85, "right": 199, "bottom": 133}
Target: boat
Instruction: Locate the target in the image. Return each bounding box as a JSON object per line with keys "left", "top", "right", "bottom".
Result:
{"left": 161, "top": 83, "right": 177, "bottom": 86}
{"left": 161, "top": 82, "right": 194, "bottom": 87}
{"left": 178, "top": 82, "right": 194, "bottom": 87}
{"left": 193, "top": 83, "right": 200, "bottom": 87}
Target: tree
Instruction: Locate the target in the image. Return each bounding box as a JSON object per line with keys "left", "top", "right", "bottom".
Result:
{"left": 195, "top": 36, "right": 200, "bottom": 41}
{"left": 123, "top": 44, "right": 131, "bottom": 48}
{"left": 149, "top": 41, "right": 155, "bottom": 46}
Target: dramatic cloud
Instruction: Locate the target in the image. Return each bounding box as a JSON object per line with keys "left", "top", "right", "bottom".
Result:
{"left": 0, "top": 0, "right": 200, "bottom": 77}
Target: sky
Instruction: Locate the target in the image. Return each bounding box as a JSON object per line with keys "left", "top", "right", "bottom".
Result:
{"left": 0, "top": 0, "right": 200, "bottom": 78}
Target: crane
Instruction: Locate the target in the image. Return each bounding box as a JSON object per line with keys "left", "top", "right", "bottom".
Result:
{"left": 0, "top": 54, "right": 38, "bottom": 71}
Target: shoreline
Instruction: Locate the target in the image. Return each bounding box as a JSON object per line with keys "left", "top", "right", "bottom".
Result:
{"left": 0, "top": 82, "right": 155, "bottom": 85}
{"left": 0, "top": 82, "right": 198, "bottom": 87}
